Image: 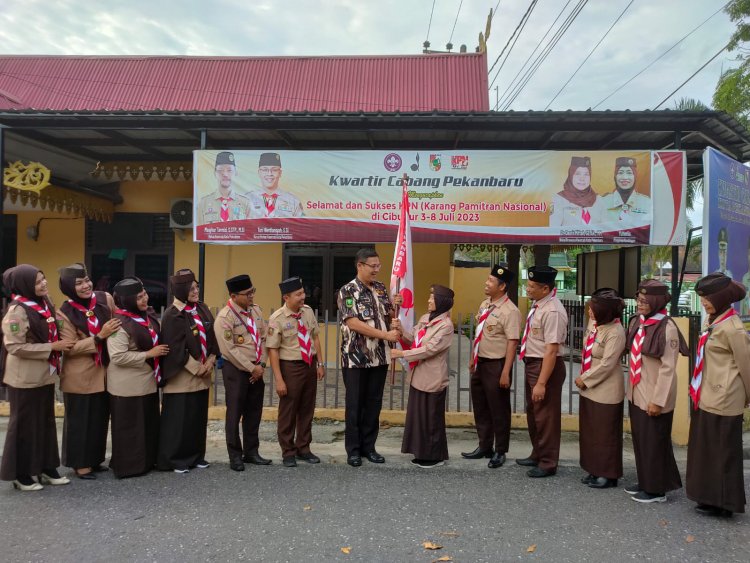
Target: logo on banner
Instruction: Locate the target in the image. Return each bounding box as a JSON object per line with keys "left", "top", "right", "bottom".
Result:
{"left": 383, "top": 153, "right": 402, "bottom": 172}
{"left": 451, "top": 155, "right": 469, "bottom": 169}
{"left": 429, "top": 154, "right": 442, "bottom": 171}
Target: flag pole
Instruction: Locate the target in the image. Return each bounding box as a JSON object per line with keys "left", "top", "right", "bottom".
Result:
{"left": 390, "top": 172, "right": 409, "bottom": 385}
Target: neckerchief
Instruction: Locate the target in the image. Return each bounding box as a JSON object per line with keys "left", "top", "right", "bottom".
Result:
{"left": 263, "top": 193, "right": 278, "bottom": 217}
{"left": 629, "top": 309, "right": 667, "bottom": 386}
{"left": 12, "top": 294, "right": 60, "bottom": 374}
{"left": 228, "top": 300, "right": 262, "bottom": 363}
{"left": 184, "top": 303, "right": 207, "bottom": 362}
{"left": 409, "top": 316, "right": 445, "bottom": 370}
{"left": 690, "top": 308, "right": 736, "bottom": 409}
{"left": 291, "top": 311, "right": 313, "bottom": 365}
{"left": 115, "top": 309, "right": 161, "bottom": 384}
{"left": 219, "top": 196, "right": 232, "bottom": 221}
{"left": 66, "top": 293, "right": 103, "bottom": 365}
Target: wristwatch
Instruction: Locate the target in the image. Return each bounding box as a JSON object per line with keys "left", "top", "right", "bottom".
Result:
{"left": 316, "top": 362, "right": 324, "bottom": 368}
{"left": 93, "top": 335, "right": 103, "bottom": 344}
{"left": 254, "top": 361, "right": 267, "bottom": 369}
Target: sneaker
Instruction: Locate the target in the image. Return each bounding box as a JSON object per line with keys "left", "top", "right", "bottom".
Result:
{"left": 173, "top": 468, "right": 190, "bottom": 474}
{"left": 195, "top": 460, "right": 210, "bottom": 469}
{"left": 631, "top": 491, "right": 666, "bottom": 503}
{"left": 624, "top": 483, "right": 641, "bottom": 495}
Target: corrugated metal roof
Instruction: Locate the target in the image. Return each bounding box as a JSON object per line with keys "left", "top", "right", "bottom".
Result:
{"left": 0, "top": 54, "right": 489, "bottom": 112}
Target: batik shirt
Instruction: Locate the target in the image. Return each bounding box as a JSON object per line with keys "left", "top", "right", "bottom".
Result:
{"left": 337, "top": 278, "right": 393, "bottom": 369}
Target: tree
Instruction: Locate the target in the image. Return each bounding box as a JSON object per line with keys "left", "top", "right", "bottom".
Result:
{"left": 713, "top": 1, "right": 750, "bottom": 129}
{"left": 673, "top": 98, "right": 710, "bottom": 210}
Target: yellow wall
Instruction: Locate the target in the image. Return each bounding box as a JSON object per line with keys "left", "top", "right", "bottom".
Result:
{"left": 117, "top": 180, "right": 192, "bottom": 213}
{"left": 15, "top": 211, "right": 86, "bottom": 307}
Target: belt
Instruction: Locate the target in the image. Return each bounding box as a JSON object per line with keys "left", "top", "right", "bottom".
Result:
{"left": 477, "top": 356, "right": 504, "bottom": 363}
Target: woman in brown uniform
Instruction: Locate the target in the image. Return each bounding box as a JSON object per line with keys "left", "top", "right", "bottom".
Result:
{"left": 625, "top": 279, "right": 688, "bottom": 503}
{"left": 57, "top": 263, "right": 120, "bottom": 479}
{"left": 157, "top": 269, "right": 219, "bottom": 473}
{"left": 1, "top": 265, "right": 72, "bottom": 491}
{"left": 107, "top": 277, "right": 169, "bottom": 478}
{"left": 574, "top": 288, "right": 626, "bottom": 489}
{"left": 687, "top": 272, "right": 750, "bottom": 517}
{"left": 391, "top": 285, "right": 454, "bottom": 468}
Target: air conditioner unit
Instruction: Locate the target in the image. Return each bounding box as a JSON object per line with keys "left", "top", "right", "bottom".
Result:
{"left": 169, "top": 198, "right": 193, "bottom": 229}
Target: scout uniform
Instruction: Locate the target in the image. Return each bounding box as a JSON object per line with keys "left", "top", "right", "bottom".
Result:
{"left": 57, "top": 262, "right": 116, "bottom": 476}
{"left": 197, "top": 151, "right": 252, "bottom": 225}
{"left": 549, "top": 192, "right": 602, "bottom": 227}
{"left": 625, "top": 280, "right": 687, "bottom": 501}
{"left": 687, "top": 273, "right": 750, "bottom": 515}
{"left": 596, "top": 190, "right": 651, "bottom": 230}
{"left": 337, "top": 276, "right": 394, "bottom": 458}
{"left": 466, "top": 264, "right": 521, "bottom": 465}
{"left": 214, "top": 274, "right": 269, "bottom": 468}
{"left": 248, "top": 152, "right": 303, "bottom": 218}
{"left": 518, "top": 265, "right": 568, "bottom": 474}
{"left": 266, "top": 277, "right": 321, "bottom": 463}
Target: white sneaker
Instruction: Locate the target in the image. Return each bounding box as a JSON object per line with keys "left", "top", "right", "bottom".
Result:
{"left": 631, "top": 491, "right": 666, "bottom": 503}
{"left": 195, "top": 460, "right": 210, "bottom": 469}
{"left": 173, "top": 468, "right": 190, "bottom": 474}
{"left": 39, "top": 473, "right": 70, "bottom": 486}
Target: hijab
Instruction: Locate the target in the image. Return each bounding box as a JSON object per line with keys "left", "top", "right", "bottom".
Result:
{"left": 7, "top": 264, "right": 54, "bottom": 344}
{"left": 557, "top": 156, "right": 597, "bottom": 208}
{"left": 430, "top": 285, "right": 455, "bottom": 321}
{"left": 614, "top": 157, "right": 638, "bottom": 205}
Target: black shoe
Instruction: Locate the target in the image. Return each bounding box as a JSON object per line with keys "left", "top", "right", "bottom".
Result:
{"left": 694, "top": 504, "right": 733, "bottom": 517}
{"left": 93, "top": 465, "right": 109, "bottom": 473}
{"left": 243, "top": 453, "right": 272, "bottom": 465}
{"left": 76, "top": 471, "right": 96, "bottom": 480}
{"left": 461, "top": 447, "right": 493, "bottom": 459}
{"left": 624, "top": 483, "right": 641, "bottom": 495}
{"left": 527, "top": 466, "right": 556, "bottom": 478}
{"left": 588, "top": 477, "right": 618, "bottom": 489}
{"left": 488, "top": 452, "right": 506, "bottom": 468}
{"left": 296, "top": 452, "right": 321, "bottom": 464}
{"left": 347, "top": 455, "right": 362, "bottom": 467}
{"left": 282, "top": 456, "right": 297, "bottom": 468}
{"left": 515, "top": 457, "right": 538, "bottom": 467}
{"left": 364, "top": 451, "right": 385, "bottom": 464}
{"left": 581, "top": 473, "right": 596, "bottom": 485}
{"left": 230, "top": 460, "right": 245, "bottom": 472}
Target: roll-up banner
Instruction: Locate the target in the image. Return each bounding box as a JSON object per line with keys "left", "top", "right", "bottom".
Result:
{"left": 193, "top": 149, "right": 686, "bottom": 246}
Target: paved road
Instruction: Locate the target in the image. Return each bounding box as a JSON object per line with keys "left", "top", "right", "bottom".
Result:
{"left": 1, "top": 419, "right": 748, "bottom": 562}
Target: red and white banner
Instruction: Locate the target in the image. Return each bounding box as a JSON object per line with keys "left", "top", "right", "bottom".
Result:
{"left": 390, "top": 175, "right": 415, "bottom": 337}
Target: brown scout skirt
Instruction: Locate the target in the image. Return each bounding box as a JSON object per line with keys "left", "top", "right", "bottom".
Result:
{"left": 402, "top": 386, "right": 449, "bottom": 461}
{"left": 109, "top": 392, "right": 159, "bottom": 478}
{"left": 579, "top": 396, "right": 624, "bottom": 480}
{"left": 62, "top": 391, "right": 110, "bottom": 470}
{"left": 629, "top": 401, "right": 682, "bottom": 494}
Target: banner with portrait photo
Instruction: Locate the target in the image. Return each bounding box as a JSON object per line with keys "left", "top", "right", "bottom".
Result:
{"left": 702, "top": 147, "right": 750, "bottom": 326}
{"left": 193, "top": 149, "right": 686, "bottom": 246}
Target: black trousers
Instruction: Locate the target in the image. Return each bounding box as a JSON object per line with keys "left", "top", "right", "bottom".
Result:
{"left": 222, "top": 362, "right": 265, "bottom": 462}
{"left": 470, "top": 357, "right": 511, "bottom": 454}
{"left": 342, "top": 365, "right": 388, "bottom": 456}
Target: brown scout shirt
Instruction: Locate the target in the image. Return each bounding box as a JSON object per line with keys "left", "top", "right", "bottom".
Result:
{"left": 1, "top": 303, "right": 57, "bottom": 388}
{"left": 476, "top": 295, "right": 521, "bottom": 359}
{"left": 266, "top": 304, "right": 319, "bottom": 361}
{"left": 106, "top": 328, "right": 158, "bottom": 397}
{"left": 579, "top": 319, "right": 626, "bottom": 405}
{"left": 58, "top": 293, "right": 116, "bottom": 394}
{"left": 214, "top": 302, "right": 267, "bottom": 372}
{"left": 401, "top": 312, "right": 454, "bottom": 393}
{"left": 626, "top": 320, "right": 680, "bottom": 412}
{"left": 162, "top": 298, "right": 215, "bottom": 394}
{"left": 697, "top": 314, "right": 750, "bottom": 416}
{"left": 524, "top": 292, "right": 568, "bottom": 358}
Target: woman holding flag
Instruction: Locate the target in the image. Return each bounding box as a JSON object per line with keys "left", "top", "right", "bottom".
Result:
{"left": 391, "top": 285, "right": 454, "bottom": 468}
{"left": 157, "top": 269, "right": 219, "bottom": 474}
{"left": 624, "top": 279, "right": 687, "bottom": 503}
{"left": 1, "top": 265, "right": 73, "bottom": 491}
{"left": 574, "top": 288, "right": 626, "bottom": 489}
{"left": 687, "top": 272, "right": 750, "bottom": 517}
{"left": 107, "top": 277, "right": 169, "bottom": 478}
{"left": 57, "top": 263, "right": 119, "bottom": 480}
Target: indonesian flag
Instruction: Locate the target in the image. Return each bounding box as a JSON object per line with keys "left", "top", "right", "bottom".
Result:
{"left": 390, "top": 174, "right": 415, "bottom": 338}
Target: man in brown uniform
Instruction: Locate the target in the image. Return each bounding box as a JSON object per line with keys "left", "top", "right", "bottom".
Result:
{"left": 462, "top": 264, "right": 521, "bottom": 468}
{"left": 516, "top": 265, "right": 568, "bottom": 478}
{"left": 196, "top": 151, "right": 252, "bottom": 225}
{"left": 267, "top": 277, "right": 325, "bottom": 467}
{"left": 214, "top": 274, "right": 271, "bottom": 471}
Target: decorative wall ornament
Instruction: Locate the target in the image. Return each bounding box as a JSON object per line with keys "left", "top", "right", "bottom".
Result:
{"left": 3, "top": 160, "right": 52, "bottom": 192}
{"left": 90, "top": 162, "right": 192, "bottom": 182}
{"left": 2, "top": 185, "right": 114, "bottom": 223}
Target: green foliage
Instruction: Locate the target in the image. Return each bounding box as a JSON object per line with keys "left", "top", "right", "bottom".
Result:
{"left": 713, "top": 1, "right": 750, "bottom": 128}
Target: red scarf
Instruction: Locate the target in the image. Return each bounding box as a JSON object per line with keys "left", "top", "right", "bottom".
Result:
{"left": 471, "top": 297, "right": 508, "bottom": 370}
{"left": 580, "top": 322, "right": 597, "bottom": 374}
{"left": 66, "top": 293, "right": 103, "bottom": 366}
{"left": 263, "top": 193, "right": 278, "bottom": 216}
{"left": 228, "top": 300, "right": 262, "bottom": 363}
{"left": 115, "top": 309, "right": 161, "bottom": 384}
{"left": 520, "top": 288, "right": 557, "bottom": 360}
{"left": 184, "top": 303, "right": 207, "bottom": 362}
{"left": 291, "top": 311, "right": 313, "bottom": 366}
{"left": 690, "top": 308, "right": 736, "bottom": 409}
{"left": 12, "top": 294, "right": 60, "bottom": 374}
{"left": 629, "top": 309, "right": 667, "bottom": 386}
{"left": 219, "top": 196, "right": 232, "bottom": 221}
{"left": 408, "top": 316, "right": 444, "bottom": 370}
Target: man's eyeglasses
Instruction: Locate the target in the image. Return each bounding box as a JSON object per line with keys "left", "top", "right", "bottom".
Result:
{"left": 238, "top": 288, "right": 256, "bottom": 296}
{"left": 359, "top": 262, "right": 381, "bottom": 270}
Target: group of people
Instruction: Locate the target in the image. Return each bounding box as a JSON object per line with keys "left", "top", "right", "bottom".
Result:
{"left": 196, "top": 151, "right": 303, "bottom": 224}
{"left": 550, "top": 155, "right": 651, "bottom": 230}
{"left": 1, "top": 252, "right": 748, "bottom": 519}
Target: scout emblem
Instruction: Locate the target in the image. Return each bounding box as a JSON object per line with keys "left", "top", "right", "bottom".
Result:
{"left": 237, "top": 335, "right": 245, "bottom": 344}
{"left": 9, "top": 320, "right": 19, "bottom": 333}
{"left": 345, "top": 298, "right": 354, "bottom": 308}
{"left": 224, "top": 329, "right": 232, "bottom": 341}
{"left": 85, "top": 310, "right": 95, "bottom": 317}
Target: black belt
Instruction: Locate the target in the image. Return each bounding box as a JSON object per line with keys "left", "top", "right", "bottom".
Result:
{"left": 477, "top": 356, "right": 504, "bottom": 363}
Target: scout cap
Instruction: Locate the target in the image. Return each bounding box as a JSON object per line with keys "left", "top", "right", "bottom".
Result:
{"left": 215, "top": 152, "right": 235, "bottom": 167}
{"left": 279, "top": 277, "right": 303, "bottom": 295}
{"left": 490, "top": 263, "right": 515, "bottom": 284}
{"left": 58, "top": 262, "right": 88, "bottom": 280}
{"left": 259, "top": 153, "right": 282, "bottom": 167}
{"left": 527, "top": 265, "right": 557, "bottom": 284}
{"left": 113, "top": 277, "right": 144, "bottom": 297}
{"left": 226, "top": 274, "right": 252, "bottom": 294}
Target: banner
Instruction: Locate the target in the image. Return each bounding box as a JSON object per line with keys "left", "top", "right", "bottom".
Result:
{"left": 193, "top": 149, "right": 686, "bottom": 245}
{"left": 702, "top": 148, "right": 750, "bottom": 326}
{"left": 390, "top": 175, "right": 415, "bottom": 336}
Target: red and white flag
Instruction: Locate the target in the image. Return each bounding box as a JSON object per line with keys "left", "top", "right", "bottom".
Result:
{"left": 390, "top": 174, "right": 415, "bottom": 339}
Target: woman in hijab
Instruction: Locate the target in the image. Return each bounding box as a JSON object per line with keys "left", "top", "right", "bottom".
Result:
{"left": 157, "top": 269, "right": 219, "bottom": 473}
{"left": 624, "top": 279, "right": 688, "bottom": 504}
{"left": 574, "top": 288, "right": 626, "bottom": 489}
{"left": 107, "top": 277, "right": 169, "bottom": 478}
{"left": 391, "top": 285, "right": 455, "bottom": 468}
{"left": 549, "top": 156, "right": 601, "bottom": 227}
{"left": 687, "top": 272, "right": 750, "bottom": 517}
{"left": 1, "top": 264, "right": 73, "bottom": 491}
{"left": 598, "top": 157, "right": 651, "bottom": 231}
{"left": 57, "top": 263, "right": 120, "bottom": 480}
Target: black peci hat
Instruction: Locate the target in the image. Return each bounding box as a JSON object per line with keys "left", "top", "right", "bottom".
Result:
{"left": 226, "top": 274, "right": 253, "bottom": 294}
{"left": 259, "top": 153, "right": 282, "bottom": 167}
{"left": 279, "top": 277, "right": 303, "bottom": 295}
{"left": 527, "top": 265, "right": 557, "bottom": 285}
{"left": 490, "top": 263, "right": 515, "bottom": 285}
{"left": 215, "top": 151, "right": 236, "bottom": 167}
